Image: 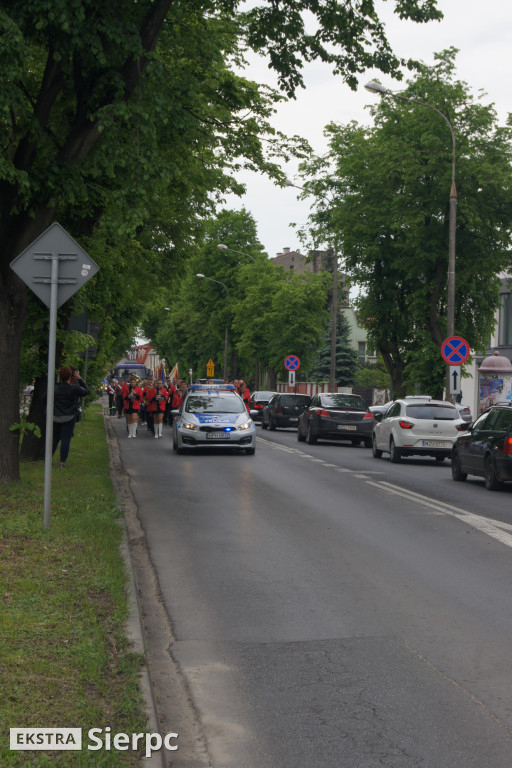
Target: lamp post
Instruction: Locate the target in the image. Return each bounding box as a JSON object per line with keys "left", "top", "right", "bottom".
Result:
{"left": 196, "top": 273, "right": 230, "bottom": 379}
{"left": 365, "top": 80, "right": 457, "bottom": 399}
{"left": 286, "top": 179, "right": 338, "bottom": 393}
{"left": 217, "top": 243, "right": 256, "bottom": 263}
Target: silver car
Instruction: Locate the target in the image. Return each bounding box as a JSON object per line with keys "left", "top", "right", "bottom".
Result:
{"left": 172, "top": 385, "right": 256, "bottom": 455}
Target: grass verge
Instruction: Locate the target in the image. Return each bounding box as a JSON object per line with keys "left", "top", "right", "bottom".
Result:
{"left": 0, "top": 402, "right": 148, "bottom": 766}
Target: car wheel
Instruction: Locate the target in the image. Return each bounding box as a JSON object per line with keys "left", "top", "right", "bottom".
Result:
{"left": 363, "top": 438, "right": 372, "bottom": 449}
{"left": 451, "top": 449, "right": 467, "bottom": 481}
{"left": 351, "top": 438, "right": 362, "bottom": 446}
{"left": 389, "top": 437, "right": 401, "bottom": 463}
{"left": 261, "top": 418, "right": 268, "bottom": 430}
{"left": 484, "top": 455, "right": 502, "bottom": 491}
{"left": 269, "top": 416, "right": 277, "bottom": 431}
{"left": 372, "top": 434, "right": 383, "bottom": 459}
{"left": 297, "top": 424, "right": 306, "bottom": 442}
{"left": 435, "top": 455, "right": 445, "bottom": 463}
{"left": 306, "top": 424, "right": 318, "bottom": 445}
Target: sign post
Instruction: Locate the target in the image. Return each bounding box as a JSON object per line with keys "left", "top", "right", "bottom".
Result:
{"left": 441, "top": 336, "right": 469, "bottom": 402}
{"left": 284, "top": 355, "right": 300, "bottom": 394}
{"left": 10, "top": 223, "right": 99, "bottom": 529}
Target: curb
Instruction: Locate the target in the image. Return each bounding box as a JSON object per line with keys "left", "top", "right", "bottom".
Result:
{"left": 104, "top": 405, "right": 167, "bottom": 768}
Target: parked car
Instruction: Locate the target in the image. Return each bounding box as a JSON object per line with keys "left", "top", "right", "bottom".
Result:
{"left": 298, "top": 392, "right": 374, "bottom": 446}
{"left": 249, "top": 391, "right": 277, "bottom": 422}
{"left": 369, "top": 401, "right": 393, "bottom": 417}
{"left": 261, "top": 393, "right": 311, "bottom": 430}
{"left": 451, "top": 404, "right": 512, "bottom": 490}
{"left": 372, "top": 397, "right": 465, "bottom": 462}
{"left": 455, "top": 403, "right": 472, "bottom": 422}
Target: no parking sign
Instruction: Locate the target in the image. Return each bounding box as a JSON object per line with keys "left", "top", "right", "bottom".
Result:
{"left": 284, "top": 355, "right": 300, "bottom": 371}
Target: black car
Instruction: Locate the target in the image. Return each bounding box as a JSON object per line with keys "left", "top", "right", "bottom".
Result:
{"left": 249, "top": 391, "right": 277, "bottom": 423}
{"left": 451, "top": 404, "right": 512, "bottom": 490}
{"left": 298, "top": 392, "right": 374, "bottom": 446}
{"left": 261, "top": 393, "right": 311, "bottom": 430}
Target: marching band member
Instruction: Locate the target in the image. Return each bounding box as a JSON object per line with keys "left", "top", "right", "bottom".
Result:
{"left": 122, "top": 376, "right": 143, "bottom": 438}
{"left": 147, "top": 379, "right": 168, "bottom": 438}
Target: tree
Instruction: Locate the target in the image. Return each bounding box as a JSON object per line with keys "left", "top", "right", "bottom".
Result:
{"left": 310, "top": 312, "right": 360, "bottom": 386}
{"left": 298, "top": 50, "right": 512, "bottom": 397}
{"left": 1, "top": 0, "right": 443, "bottom": 481}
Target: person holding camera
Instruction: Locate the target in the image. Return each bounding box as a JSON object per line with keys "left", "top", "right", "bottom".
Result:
{"left": 52, "top": 366, "right": 90, "bottom": 468}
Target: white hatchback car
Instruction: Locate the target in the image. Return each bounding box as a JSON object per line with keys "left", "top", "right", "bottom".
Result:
{"left": 372, "top": 397, "right": 466, "bottom": 463}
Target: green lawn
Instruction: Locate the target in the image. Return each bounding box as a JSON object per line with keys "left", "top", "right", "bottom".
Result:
{"left": 0, "top": 402, "right": 147, "bottom": 766}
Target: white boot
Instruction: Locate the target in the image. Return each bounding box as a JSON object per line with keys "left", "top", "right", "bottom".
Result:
{"left": 132, "top": 422, "right": 137, "bottom": 438}
{"left": 159, "top": 423, "right": 163, "bottom": 438}
{"left": 127, "top": 423, "right": 133, "bottom": 438}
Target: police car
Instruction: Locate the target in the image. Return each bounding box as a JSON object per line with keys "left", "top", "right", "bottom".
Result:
{"left": 172, "top": 384, "right": 256, "bottom": 455}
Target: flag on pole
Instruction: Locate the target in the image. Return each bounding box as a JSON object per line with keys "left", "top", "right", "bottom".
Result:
{"left": 169, "top": 363, "right": 178, "bottom": 380}
{"left": 160, "top": 363, "right": 165, "bottom": 386}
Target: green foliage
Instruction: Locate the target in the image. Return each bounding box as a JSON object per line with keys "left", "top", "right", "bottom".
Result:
{"left": 309, "top": 311, "right": 360, "bottom": 386}
{"left": 299, "top": 49, "right": 512, "bottom": 395}
{"left": 9, "top": 417, "right": 42, "bottom": 451}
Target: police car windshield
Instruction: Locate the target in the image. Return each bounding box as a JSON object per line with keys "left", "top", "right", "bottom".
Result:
{"left": 185, "top": 394, "right": 245, "bottom": 414}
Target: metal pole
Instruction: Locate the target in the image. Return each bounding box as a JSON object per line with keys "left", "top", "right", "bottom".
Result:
{"left": 43, "top": 254, "right": 59, "bottom": 529}
{"left": 224, "top": 324, "right": 228, "bottom": 379}
{"left": 329, "top": 248, "right": 337, "bottom": 392}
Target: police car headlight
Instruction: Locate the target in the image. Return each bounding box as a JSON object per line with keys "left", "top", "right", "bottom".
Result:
{"left": 237, "top": 420, "right": 253, "bottom": 431}
{"left": 182, "top": 422, "right": 198, "bottom": 431}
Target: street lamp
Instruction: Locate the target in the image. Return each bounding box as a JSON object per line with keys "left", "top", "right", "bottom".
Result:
{"left": 217, "top": 243, "right": 256, "bottom": 263}
{"left": 196, "top": 273, "right": 230, "bottom": 379}
{"left": 286, "top": 179, "right": 338, "bottom": 393}
{"left": 365, "top": 80, "right": 457, "bottom": 399}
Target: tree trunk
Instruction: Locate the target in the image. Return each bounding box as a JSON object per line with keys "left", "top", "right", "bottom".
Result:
{"left": 0, "top": 270, "right": 28, "bottom": 483}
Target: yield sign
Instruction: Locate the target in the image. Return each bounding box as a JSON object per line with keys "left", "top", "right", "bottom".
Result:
{"left": 284, "top": 355, "right": 300, "bottom": 371}
{"left": 441, "top": 336, "right": 470, "bottom": 366}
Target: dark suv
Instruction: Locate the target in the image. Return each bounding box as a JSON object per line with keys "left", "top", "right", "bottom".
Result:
{"left": 451, "top": 405, "right": 512, "bottom": 490}
{"left": 261, "top": 393, "right": 311, "bottom": 430}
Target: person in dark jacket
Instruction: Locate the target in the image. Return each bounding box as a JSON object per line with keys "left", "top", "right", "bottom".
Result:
{"left": 52, "top": 366, "right": 90, "bottom": 467}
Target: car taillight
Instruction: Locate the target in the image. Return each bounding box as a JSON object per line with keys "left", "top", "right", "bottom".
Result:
{"left": 317, "top": 409, "right": 331, "bottom": 417}
{"left": 398, "top": 420, "right": 414, "bottom": 429}
{"left": 363, "top": 412, "right": 374, "bottom": 420}
{"left": 254, "top": 404, "right": 263, "bottom": 409}
{"left": 504, "top": 437, "right": 512, "bottom": 455}
{"left": 456, "top": 423, "right": 468, "bottom": 432}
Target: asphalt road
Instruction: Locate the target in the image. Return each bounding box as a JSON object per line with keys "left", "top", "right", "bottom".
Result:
{"left": 112, "top": 416, "right": 512, "bottom": 768}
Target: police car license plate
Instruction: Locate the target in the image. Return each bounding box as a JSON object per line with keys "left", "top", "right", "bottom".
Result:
{"left": 206, "top": 431, "right": 229, "bottom": 439}
{"left": 338, "top": 424, "right": 356, "bottom": 430}
{"left": 421, "top": 440, "right": 449, "bottom": 447}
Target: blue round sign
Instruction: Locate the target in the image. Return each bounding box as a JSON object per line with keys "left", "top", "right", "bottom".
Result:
{"left": 284, "top": 355, "right": 300, "bottom": 371}
{"left": 441, "top": 336, "right": 470, "bottom": 366}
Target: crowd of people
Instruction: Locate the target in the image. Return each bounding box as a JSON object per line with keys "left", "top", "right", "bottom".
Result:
{"left": 107, "top": 376, "right": 252, "bottom": 439}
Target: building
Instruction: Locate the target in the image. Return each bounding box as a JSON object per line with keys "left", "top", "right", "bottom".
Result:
{"left": 272, "top": 248, "right": 328, "bottom": 274}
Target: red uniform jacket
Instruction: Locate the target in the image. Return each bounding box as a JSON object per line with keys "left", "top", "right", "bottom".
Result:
{"left": 146, "top": 387, "right": 168, "bottom": 413}
{"left": 122, "top": 383, "right": 143, "bottom": 411}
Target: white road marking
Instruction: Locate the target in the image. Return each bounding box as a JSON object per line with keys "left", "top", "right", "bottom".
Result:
{"left": 259, "top": 436, "right": 512, "bottom": 549}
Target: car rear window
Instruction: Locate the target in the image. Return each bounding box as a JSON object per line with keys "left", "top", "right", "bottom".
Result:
{"left": 280, "top": 395, "right": 310, "bottom": 407}
{"left": 321, "top": 394, "right": 366, "bottom": 409}
{"left": 405, "top": 404, "right": 459, "bottom": 420}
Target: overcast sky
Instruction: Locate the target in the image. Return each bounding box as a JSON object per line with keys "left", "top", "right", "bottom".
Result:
{"left": 221, "top": 0, "right": 512, "bottom": 258}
